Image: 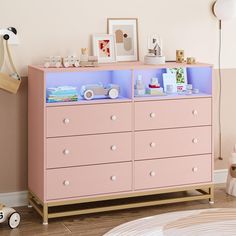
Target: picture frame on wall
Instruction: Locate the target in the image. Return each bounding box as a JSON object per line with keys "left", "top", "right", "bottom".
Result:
{"left": 107, "top": 18, "right": 139, "bottom": 62}
{"left": 92, "top": 34, "right": 116, "bottom": 63}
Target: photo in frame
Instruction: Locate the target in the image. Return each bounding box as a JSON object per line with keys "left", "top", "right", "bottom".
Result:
{"left": 92, "top": 34, "right": 116, "bottom": 63}
{"left": 107, "top": 18, "right": 139, "bottom": 62}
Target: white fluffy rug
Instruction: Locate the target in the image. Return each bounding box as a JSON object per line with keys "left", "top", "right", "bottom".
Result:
{"left": 104, "top": 208, "right": 236, "bottom": 236}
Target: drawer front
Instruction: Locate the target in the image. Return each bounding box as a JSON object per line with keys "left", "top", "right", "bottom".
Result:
{"left": 46, "top": 103, "right": 132, "bottom": 137}
{"left": 135, "top": 98, "right": 211, "bottom": 130}
{"left": 46, "top": 162, "right": 132, "bottom": 200}
{"left": 134, "top": 155, "right": 212, "bottom": 190}
{"left": 135, "top": 126, "right": 211, "bottom": 160}
{"left": 47, "top": 132, "right": 132, "bottom": 168}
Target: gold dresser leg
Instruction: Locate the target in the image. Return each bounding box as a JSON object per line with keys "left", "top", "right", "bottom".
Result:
{"left": 43, "top": 203, "right": 48, "bottom": 225}
{"left": 209, "top": 185, "right": 214, "bottom": 205}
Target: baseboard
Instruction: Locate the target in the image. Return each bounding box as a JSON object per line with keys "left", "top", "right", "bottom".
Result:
{"left": 214, "top": 169, "right": 228, "bottom": 184}
{"left": 0, "top": 170, "right": 228, "bottom": 207}
{"left": 0, "top": 191, "right": 28, "bottom": 207}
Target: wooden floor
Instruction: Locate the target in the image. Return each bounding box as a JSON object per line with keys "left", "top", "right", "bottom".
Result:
{"left": 0, "top": 184, "right": 236, "bottom": 236}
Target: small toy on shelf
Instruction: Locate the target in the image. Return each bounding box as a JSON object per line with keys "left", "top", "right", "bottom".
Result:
{"left": 134, "top": 75, "right": 145, "bottom": 96}
{"left": 81, "top": 83, "right": 120, "bottom": 100}
{"left": 146, "top": 77, "right": 164, "bottom": 95}
{"left": 0, "top": 204, "right": 21, "bottom": 229}
{"left": 144, "top": 34, "right": 165, "bottom": 65}
{"left": 63, "top": 55, "right": 80, "bottom": 68}
{"left": 187, "top": 57, "right": 196, "bottom": 64}
{"left": 79, "top": 48, "right": 98, "bottom": 67}
{"left": 44, "top": 56, "right": 62, "bottom": 68}
{"left": 176, "top": 50, "right": 185, "bottom": 63}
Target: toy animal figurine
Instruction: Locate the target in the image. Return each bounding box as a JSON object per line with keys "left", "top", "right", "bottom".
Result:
{"left": 79, "top": 48, "right": 98, "bottom": 67}
{"left": 62, "top": 55, "right": 80, "bottom": 68}
{"left": 226, "top": 145, "right": 236, "bottom": 196}
{"left": 44, "top": 56, "right": 62, "bottom": 68}
{"left": 0, "top": 204, "right": 20, "bottom": 229}
{"left": 81, "top": 83, "right": 120, "bottom": 100}
{"left": 176, "top": 50, "right": 185, "bottom": 63}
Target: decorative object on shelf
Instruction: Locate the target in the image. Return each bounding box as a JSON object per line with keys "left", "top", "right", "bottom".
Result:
{"left": 79, "top": 48, "right": 98, "bottom": 67}
{"left": 163, "top": 73, "right": 177, "bottom": 93}
{"left": 62, "top": 55, "right": 80, "bottom": 68}
{"left": 146, "top": 77, "right": 164, "bottom": 95}
{"left": 0, "top": 204, "right": 21, "bottom": 229}
{"left": 144, "top": 34, "right": 165, "bottom": 65}
{"left": 226, "top": 144, "right": 236, "bottom": 196}
{"left": 176, "top": 50, "right": 185, "bottom": 63}
{"left": 187, "top": 57, "right": 196, "bottom": 64}
{"left": 185, "top": 83, "right": 193, "bottom": 95}
{"left": 47, "top": 86, "right": 78, "bottom": 103}
{"left": 81, "top": 83, "right": 120, "bottom": 100}
{"left": 107, "top": 18, "right": 139, "bottom": 62}
{"left": 44, "top": 56, "right": 62, "bottom": 68}
{"left": 0, "top": 27, "right": 21, "bottom": 94}
{"left": 193, "top": 88, "right": 199, "bottom": 94}
{"left": 134, "top": 75, "right": 145, "bottom": 96}
{"left": 92, "top": 34, "right": 116, "bottom": 63}
{"left": 167, "top": 67, "right": 188, "bottom": 92}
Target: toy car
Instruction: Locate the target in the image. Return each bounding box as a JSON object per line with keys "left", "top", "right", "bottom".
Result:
{"left": 62, "top": 55, "right": 80, "bottom": 68}
{"left": 44, "top": 56, "right": 62, "bottom": 68}
{"left": 0, "top": 204, "right": 20, "bottom": 229}
{"left": 81, "top": 83, "right": 120, "bottom": 100}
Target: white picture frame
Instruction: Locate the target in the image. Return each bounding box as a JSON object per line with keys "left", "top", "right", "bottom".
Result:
{"left": 92, "top": 34, "right": 116, "bottom": 63}
{"left": 107, "top": 18, "right": 139, "bottom": 62}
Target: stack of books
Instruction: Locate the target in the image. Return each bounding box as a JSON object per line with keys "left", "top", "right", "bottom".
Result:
{"left": 47, "top": 86, "right": 78, "bottom": 103}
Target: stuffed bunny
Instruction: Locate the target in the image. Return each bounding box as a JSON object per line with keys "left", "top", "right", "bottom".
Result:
{"left": 226, "top": 145, "right": 236, "bottom": 196}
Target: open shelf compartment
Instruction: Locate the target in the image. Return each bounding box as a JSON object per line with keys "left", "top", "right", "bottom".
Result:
{"left": 45, "top": 70, "right": 132, "bottom": 105}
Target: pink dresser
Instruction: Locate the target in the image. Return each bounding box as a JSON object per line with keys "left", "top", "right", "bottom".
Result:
{"left": 28, "top": 62, "right": 214, "bottom": 224}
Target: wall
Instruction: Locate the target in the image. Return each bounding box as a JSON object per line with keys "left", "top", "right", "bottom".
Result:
{"left": 0, "top": 0, "right": 236, "bottom": 193}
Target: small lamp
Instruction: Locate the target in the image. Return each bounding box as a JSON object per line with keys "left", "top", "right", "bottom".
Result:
{"left": 213, "top": 0, "right": 236, "bottom": 21}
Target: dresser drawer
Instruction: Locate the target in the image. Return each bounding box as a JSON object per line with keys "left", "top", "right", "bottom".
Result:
{"left": 46, "top": 162, "right": 132, "bottom": 200}
{"left": 134, "top": 155, "right": 212, "bottom": 190}
{"left": 135, "top": 98, "right": 211, "bottom": 130}
{"left": 135, "top": 126, "right": 211, "bottom": 160}
{"left": 46, "top": 103, "right": 132, "bottom": 137}
{"left": 47, "top": 132, "right": 132, "bottom": 168}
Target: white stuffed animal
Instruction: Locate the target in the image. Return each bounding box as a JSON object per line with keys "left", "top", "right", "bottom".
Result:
{"left": 226, "top": 144, "right": 236, "bottom": 196}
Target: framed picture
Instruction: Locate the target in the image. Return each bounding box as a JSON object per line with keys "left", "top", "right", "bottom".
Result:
{"left": 166, "top": 68, "right": 188, "bottom": 92}
{"left": 107, "top": 18, "right": 139, "bottom": 62}
{"left": 92, "top": 34, "right": 116, "bottom": 63}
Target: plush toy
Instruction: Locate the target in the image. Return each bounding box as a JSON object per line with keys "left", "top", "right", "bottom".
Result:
{"left": 226, "top": 144, "right": 236, "bottom": 196}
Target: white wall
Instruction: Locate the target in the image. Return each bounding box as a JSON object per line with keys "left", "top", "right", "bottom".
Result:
{"left": 1, "top": 0, "right": 236, "bottom": 76}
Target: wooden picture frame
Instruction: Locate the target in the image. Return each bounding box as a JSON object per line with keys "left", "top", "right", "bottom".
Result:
{"left": 107, "top": 18, "right": 139, "bottom": 62}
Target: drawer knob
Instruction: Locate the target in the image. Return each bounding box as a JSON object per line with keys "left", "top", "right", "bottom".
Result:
{"left": 150, "top": 112, "right": 156, "bottom": 118}
{"left": 192, "top": 167, "right": 198, "bottom": 172}
{"left": 150, "top": 142, "right": 156, "bottom": 148}
{"left": 63, "top": 118, "right": 70, "bottom": 124}
{"left": 111, "top": 115, "right": 117, "bottom": 121}
{"left": 111, "top": 145, "right": 117, "bottom": 151}
{"left": 192, "top": 138, "right": 198, "bottom": 144}
{"left": 63, "top": 149, "right": 70, "bottom": 155}
{"left": 63, "top": 180, "right": 70, "bottom": 186}
{"left": 110, "top": 175, "right": 117, "bottom": 181}
{"left": 150, "top": 171, "right": 156, "bottom": 177}
{"left": 192, "top": 110, "right": 198, "bottom": 116}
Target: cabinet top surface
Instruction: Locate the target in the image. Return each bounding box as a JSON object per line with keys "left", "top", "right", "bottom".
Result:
{"left": 29, "top": 61, "right": 213, "bottom": 73}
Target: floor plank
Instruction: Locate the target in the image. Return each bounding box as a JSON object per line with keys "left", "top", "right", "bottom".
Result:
{"left": 0, "top": 184, "right": 235, "bottom": 236}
